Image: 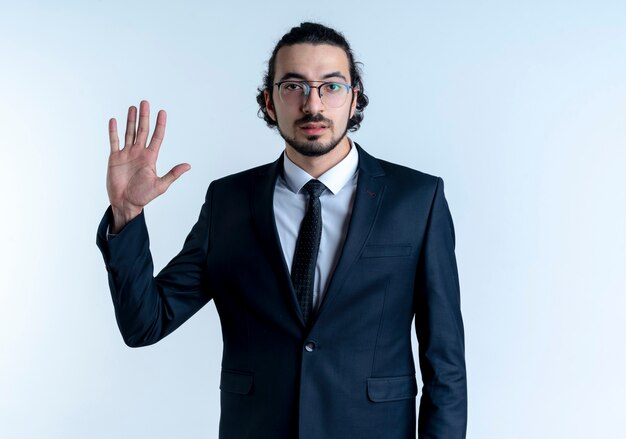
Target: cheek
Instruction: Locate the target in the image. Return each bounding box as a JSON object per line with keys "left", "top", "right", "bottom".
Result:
{"left": 337, "top": 107, "right": 353, "bottom": 130}
{"left": 275, "top": 106, "right": 297, "bottom": 127}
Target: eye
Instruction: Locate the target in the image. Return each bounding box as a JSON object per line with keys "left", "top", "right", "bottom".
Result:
{"left": 322, "top": 82, "right": 345, "bottom": 94}
{"left": 283, "top": 82, "right": 305, "bottom": 92}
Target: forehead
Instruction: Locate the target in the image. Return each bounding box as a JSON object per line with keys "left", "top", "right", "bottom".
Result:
{"left": 274, "top": 43, "right": 351, "bottom": 81}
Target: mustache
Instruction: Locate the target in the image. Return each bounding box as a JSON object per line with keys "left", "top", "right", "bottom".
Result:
{"left": 295, "top": 114, "right": 333, "bottom": 127}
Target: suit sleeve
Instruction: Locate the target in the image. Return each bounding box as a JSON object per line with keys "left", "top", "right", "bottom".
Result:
{"left": 95, "top": 184, "right": 214, "bottom": 347}
{"left": 414, "top": 177, "right": 467, "bottom": 438}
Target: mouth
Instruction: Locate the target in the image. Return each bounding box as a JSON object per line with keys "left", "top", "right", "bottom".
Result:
{"left": 299, "top": 123, "right": 328, "bottom": 136}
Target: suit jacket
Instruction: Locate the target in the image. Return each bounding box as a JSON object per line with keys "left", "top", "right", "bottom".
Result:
{"left": 96, "top": 144, "right": 467, "bottom": 439}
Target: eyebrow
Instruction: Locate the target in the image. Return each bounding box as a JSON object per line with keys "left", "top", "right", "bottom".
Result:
{"left": 278, "top": 71, "right": 349, "bottom": 82}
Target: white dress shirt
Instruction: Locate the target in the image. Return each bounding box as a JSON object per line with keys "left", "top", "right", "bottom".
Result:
{"left": 273, "top": 141, "right": 359, "bottom": 311}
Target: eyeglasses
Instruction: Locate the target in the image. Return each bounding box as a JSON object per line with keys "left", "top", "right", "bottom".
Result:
{"left": 274, "top": 81, "right": 354, "bottom": 108}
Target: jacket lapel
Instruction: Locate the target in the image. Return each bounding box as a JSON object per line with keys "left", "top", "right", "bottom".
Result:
{"left": 250, "top": 155, "right": 306, "bottom": 327}
{"left": 315, "top": 144, "right": 386, "bottom": 319}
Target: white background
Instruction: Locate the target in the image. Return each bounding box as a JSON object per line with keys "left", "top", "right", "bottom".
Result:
{"left": 1, "top": 1, "right": 625, "bottom": 437}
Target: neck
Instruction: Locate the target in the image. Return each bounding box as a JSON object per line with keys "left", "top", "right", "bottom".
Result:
{"left": 285, "top": 136, "right": 351, "bottom": 178}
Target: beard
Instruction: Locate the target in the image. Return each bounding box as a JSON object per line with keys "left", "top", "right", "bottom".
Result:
{"left": 277, "top": 113, "right": 349, "bottom": 157}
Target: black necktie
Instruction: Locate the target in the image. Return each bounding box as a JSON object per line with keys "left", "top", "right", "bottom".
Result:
{"left": 291, "top": 179, "right": 326, "bottom": 325}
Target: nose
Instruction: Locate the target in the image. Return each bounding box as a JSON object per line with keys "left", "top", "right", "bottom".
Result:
{"left": 302, "top": 86, "right": 324, "bottom": 114}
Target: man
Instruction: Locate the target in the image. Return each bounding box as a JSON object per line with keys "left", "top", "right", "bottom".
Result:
{"left": 97, "top": 22, "right": 467, "bottom": 439}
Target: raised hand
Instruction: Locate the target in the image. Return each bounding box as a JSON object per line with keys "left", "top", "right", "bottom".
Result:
{"left": 107, "top": 100, "right": 190, "bottom": 233}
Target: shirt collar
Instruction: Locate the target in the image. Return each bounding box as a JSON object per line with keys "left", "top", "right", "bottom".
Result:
{"left": 282, "top": 139, "right": 359, "bottom": 195}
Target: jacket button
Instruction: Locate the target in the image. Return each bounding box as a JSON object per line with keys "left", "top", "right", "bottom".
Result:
{"left": 304, "top": 341, "right": 316, "bottom": 352}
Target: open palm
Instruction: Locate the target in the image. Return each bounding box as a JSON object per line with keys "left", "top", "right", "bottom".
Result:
{"left": 107, "top": 101, "right": 190, "bottom": 232}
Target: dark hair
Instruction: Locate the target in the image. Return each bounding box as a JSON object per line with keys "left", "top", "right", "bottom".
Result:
{"left": 256, "top": 22, "right": 369, "bottom": 132}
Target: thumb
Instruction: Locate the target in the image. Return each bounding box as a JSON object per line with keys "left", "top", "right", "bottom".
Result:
{"left": 158, "top": 163, "right": 191, "bottom": 193}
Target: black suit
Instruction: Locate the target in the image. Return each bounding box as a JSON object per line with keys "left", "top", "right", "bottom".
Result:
{"left": 96, "top": 144, "right": 467, "bottom": 438}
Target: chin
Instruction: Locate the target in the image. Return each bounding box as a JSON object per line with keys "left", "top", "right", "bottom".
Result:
{"left": 292, "top": 143, "right": 336, "bottom": 157}
{"left": 279, "top": 128, "right": 348, "bottom": 158}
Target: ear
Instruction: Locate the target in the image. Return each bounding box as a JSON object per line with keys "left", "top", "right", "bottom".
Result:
{"left": 264, "top": 89, "right": 277, "bottom": 121}
{"left": 349, "top": 88, "right": 358, "bottom": 119}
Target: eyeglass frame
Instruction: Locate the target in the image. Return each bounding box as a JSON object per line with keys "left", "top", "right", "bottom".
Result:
{"left": 273, "top": 80, "right": 356, "bottom": 107}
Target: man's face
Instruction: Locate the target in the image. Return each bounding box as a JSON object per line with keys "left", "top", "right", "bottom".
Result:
{"left": 264, "top": 43, "right": 358, "bottom": 157}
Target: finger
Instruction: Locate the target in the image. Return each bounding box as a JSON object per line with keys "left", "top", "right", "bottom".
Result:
{"left": 158, "top": 163, "right": 191, "bottom": 193}
{"left": 108, "top": 118, "right": 120, "bottom": 153}
{"left": 148, "top": 110, "right": 167, "bottom": 153}
{"left": 124, "top": 105, "right": 137, "bottom": 147}
{"left": 136, "top": 100, "right": 150, "bottom": 147}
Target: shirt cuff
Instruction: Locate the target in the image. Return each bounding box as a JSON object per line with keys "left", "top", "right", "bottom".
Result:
{"left": 105, "top": 225, "right": 118, "bottom": 240}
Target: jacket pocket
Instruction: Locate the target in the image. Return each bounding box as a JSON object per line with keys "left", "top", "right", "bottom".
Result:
{"left": 367, "top": 375, "right": 418, "bottom": 402}
{"left": 361, "top": 244, "right": 412, "bottom": 259}
{"left": 220, "top": 369, "right": 253, "bottom": 395}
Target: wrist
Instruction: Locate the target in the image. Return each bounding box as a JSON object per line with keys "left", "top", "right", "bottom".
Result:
{"left": 110, "top": 205, "right": 142, "bottom": 234}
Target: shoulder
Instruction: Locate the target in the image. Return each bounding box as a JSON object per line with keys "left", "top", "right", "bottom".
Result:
{"left": 207, "top": 158, "right": 280, "bottom": 193}
{"left": 356, "top": 143, "right": 441, "bottom": 192}
{"left": 379, "top": 158, "right": 439, "bottom": 185}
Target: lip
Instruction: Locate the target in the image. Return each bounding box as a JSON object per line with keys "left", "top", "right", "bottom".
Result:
{"left": 299, "top": 124, "right": 327, "bottom": 135}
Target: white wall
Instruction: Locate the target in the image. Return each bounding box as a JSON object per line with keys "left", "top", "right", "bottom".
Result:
{"left": 1, "top": 1, "right": 625, "bottom": 437}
